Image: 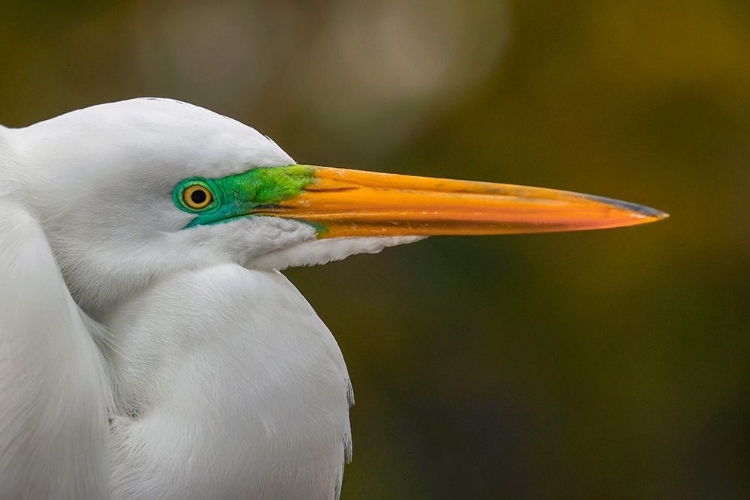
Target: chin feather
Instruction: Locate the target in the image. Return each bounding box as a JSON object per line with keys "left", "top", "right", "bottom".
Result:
{"left": 248, "top": 236, "right": 426, "bottom": 271}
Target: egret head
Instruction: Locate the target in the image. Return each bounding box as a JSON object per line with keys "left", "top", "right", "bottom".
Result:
{"left": 10, "top": 99, "right": 315, "bottom": 315}
{"left": 6, "top": 98, "right": 666, "bottom": 316}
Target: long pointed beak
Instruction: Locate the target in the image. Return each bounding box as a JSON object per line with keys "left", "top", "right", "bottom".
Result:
{"left": 253, "top": 166, "right": 668, "bottom": 238}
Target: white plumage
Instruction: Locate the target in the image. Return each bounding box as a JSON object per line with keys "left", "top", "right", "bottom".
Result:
{"left": 1, "top": 99, "right": 409, "bottom": 499}
{"left": 0, "top": 98, "right": 665, "bottom": 499}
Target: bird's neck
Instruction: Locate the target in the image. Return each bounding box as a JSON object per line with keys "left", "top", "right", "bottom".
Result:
{"left": 102, "top": 265, "right": 352, "bottom": 497}
{"left": 102, "top": 265, "right": 351, "bottom": 418}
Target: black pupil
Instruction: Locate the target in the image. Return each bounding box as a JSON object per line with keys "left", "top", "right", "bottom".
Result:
{"left": 190, "top": 189, "right": 208, "bottom": 205}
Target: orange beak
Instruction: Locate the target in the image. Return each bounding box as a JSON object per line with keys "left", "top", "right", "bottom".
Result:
{"left": 254, "top": 166, "right": 668, "bottom": 238}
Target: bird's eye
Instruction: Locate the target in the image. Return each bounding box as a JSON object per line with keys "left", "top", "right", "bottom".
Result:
{"left": 182, "top": 184, "right": 214, "bottom": 210}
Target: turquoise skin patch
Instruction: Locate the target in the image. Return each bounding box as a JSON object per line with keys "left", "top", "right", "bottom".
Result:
{"left": 173, "top": 165, "right": 317, "bottom": 229}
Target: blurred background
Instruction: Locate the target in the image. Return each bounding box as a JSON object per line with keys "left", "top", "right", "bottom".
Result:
{"left": 1, "top": 0, "right": 748, "bottom": 498}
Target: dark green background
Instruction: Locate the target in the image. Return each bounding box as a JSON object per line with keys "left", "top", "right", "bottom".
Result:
{"left": 2, "top": 1, "right": 748, "bottom": 498}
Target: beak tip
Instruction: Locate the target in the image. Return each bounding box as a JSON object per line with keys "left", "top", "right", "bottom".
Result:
{"left": 639, "top": 207, "right": 669, "bottom": 221}
{"left": 632, "top": 207, "right": 669, "bottom": 222}
{"left": 597, "top": 196, "right": 668, "bottom": 222}
{"left": 629, "top": 208, "right": 669, "bottom": 227}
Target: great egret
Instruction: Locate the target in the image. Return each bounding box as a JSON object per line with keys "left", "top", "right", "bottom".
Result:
{"left": 0, "top": 99, "right": 666, "bottom": 499}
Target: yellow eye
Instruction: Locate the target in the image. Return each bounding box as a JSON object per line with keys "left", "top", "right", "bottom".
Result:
{"left": 182, "top": 184, "right": 213, "bottom": 210}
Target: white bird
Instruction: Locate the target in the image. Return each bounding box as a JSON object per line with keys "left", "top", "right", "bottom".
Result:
{"left": 0, "top": 98, "right": 666, "bottom": 499}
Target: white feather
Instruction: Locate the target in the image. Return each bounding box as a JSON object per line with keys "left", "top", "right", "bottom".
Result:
{"left": 106, "top": 267, "right": 350, "bottom": 500}
{"left": 250, "top": 236, "right": 425, "bottom": 270}
{"left": 0, "top": 201, "right": 110, "bottom": 500}
{"left": 0, "top": 99, "right": 420, "bottom": 499}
